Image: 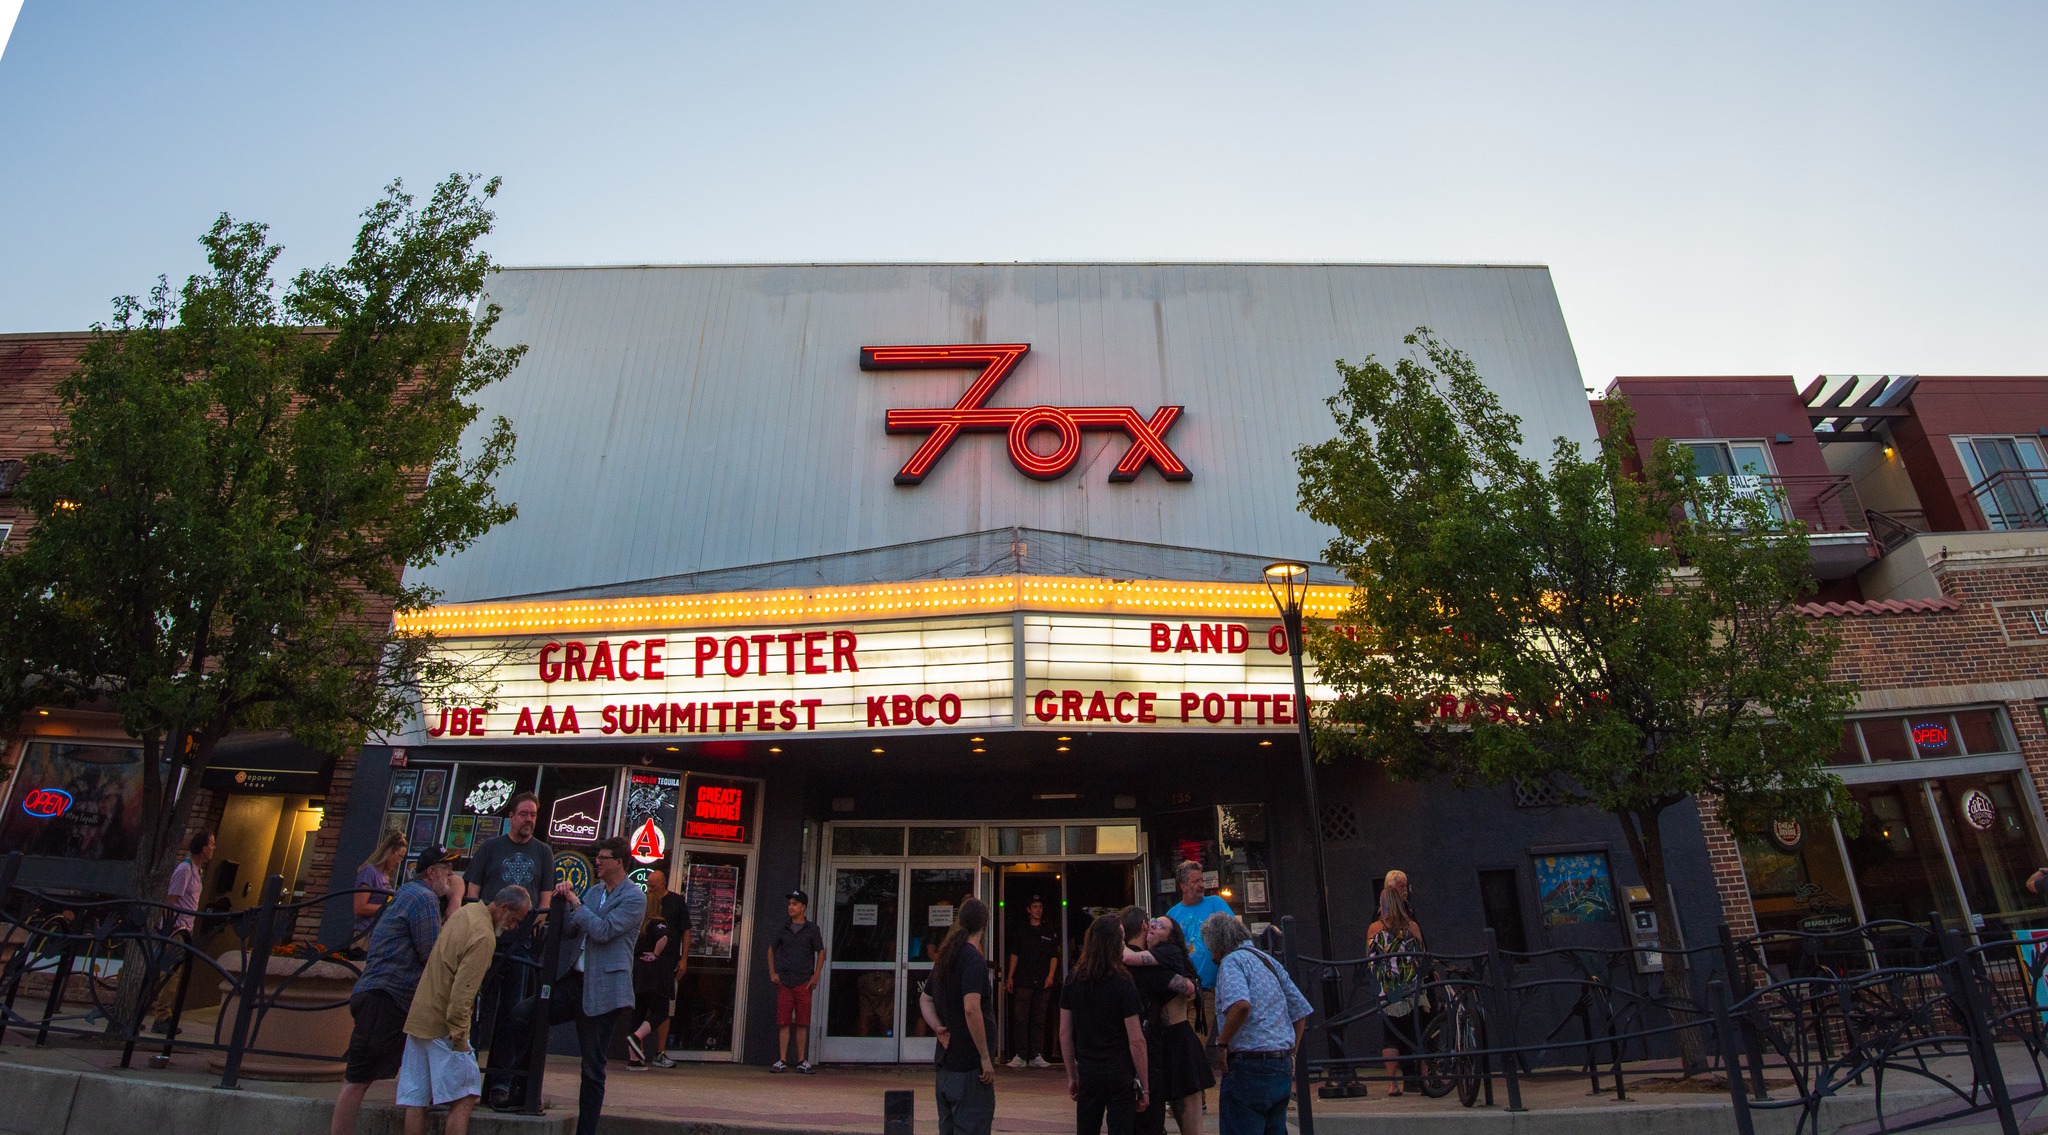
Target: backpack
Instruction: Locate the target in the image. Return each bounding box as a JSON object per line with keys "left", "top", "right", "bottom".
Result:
{"left": 1369, "top": 927, "right": 1428, "bottom": 1017}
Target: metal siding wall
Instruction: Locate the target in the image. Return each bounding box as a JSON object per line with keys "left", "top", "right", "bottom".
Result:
{"left": 422, "top": 264, "right": 1591, "bottom": 602}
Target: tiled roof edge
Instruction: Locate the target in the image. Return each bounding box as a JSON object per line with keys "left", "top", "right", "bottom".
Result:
{"left": 1795, "top": 597, "right": 1963, "bottom": 617}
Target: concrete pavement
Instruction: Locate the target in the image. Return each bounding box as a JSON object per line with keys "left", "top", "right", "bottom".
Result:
{"left": 0, "top": 1037, "right": 1974, "bottom": 1135}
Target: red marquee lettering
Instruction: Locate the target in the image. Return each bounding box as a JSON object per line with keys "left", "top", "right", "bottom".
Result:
{"left": 937, "top": 693, "right": 961, "bottom": 724}
{"left": 1150, "top": 623, "right": 1171, "bottom": 652}
{"left": 563, "top": 642, "right": 588, "bottom": 682}
{"left": 644, "top": 638, "right": 666, "bottom": 679}
{"left": 617, "top": 640, "right": 640, "bottom": 680}
{"left": 588, "top": 641, "right": 615, "bottom": 681}
{"left": 868, "top": 696, "right": 890, "bottom": 727}
{"left": 833, "top": 631, "right": 860, "bottom": 672}
{"left": 1034, "top": 690, "right": 1058, "bottom": 722}
{"left": 539, "top": 643, "right": 564, "bottom": 683}
{"left": 694, "top": 636, "right": 719, "bottom": 677}
{"left": 724, "top": 636, "right": 748, "bottom": 678}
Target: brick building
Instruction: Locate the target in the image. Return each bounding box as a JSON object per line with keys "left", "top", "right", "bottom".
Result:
{"left": 0, "top": 331, "right": 361, "bottom": 926}
{"left": 1606, "top": 374, "right": 2048, "bottom": 966}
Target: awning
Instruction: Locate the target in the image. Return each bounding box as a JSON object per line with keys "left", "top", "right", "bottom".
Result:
{"left": 201, "top": 733, "right": 335, "bottom": 796}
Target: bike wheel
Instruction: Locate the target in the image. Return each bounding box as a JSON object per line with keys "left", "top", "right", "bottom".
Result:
{"left": 1418, "top": 1011, "right": 1456, "bottom": 1098}
{"left": 1456, "top": 1006, "right": 1483, "bottom": 1108}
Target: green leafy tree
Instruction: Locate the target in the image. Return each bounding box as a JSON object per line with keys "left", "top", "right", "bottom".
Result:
{"left": 1295, "top": 330, "right": 1853, "bottom": 1073}
{"left": 0, "top": 174, "right": 522, "bottom": 1025}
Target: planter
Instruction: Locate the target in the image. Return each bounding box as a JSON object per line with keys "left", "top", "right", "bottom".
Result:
{"left": 206, "top": 951, "right": 355, "bottom": 1081}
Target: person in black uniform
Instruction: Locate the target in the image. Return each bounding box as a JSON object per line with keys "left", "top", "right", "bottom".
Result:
{"left": 1004, "top": 895, "right": 1059, "bottom": 1067}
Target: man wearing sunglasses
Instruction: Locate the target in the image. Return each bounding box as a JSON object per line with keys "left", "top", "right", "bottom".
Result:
{"left": 553, "top": 837, "right": 645, "bottom": 1135}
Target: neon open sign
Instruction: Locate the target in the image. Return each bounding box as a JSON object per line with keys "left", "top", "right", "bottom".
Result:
{"left": 863, "top": 343, "right": 1192, "bottom": 484}
{"left": 21, "top": 788, "right": 72, "bottom": 817}
{"left": 1912, "top": 722, "right": 1950, "bottom": 749}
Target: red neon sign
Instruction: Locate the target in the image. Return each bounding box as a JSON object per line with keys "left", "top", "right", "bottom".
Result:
{"left": 21, "top": 788, "right": 72, "bottom": 818}
{"left": 861, "top": 343, "right": 1192, "bottom": 484}
{"left": 1912, "top": 722, "right": 1951, "bottom": 748}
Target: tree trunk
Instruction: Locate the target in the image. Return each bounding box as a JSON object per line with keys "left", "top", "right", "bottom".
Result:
{"left": 109, "top": 729, "right": 209, "bottom": 1036}
{"left": 1615, "top": 804, "right": 1710, "bottom": 1076}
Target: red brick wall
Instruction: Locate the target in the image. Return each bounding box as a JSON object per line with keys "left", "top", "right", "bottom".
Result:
{"left": 1708, "top": 552, "right": 2048, "bottom": 936}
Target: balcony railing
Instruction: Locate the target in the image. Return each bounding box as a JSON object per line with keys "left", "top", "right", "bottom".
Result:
{"left": 1969, "top": 467, "right": 2048, "bottom": 531}
{"left": 1692, "top": 473, "right": 1870, "bottom": 535}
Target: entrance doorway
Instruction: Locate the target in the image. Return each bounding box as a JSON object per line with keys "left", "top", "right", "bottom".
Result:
{"left": 817, "top": 821, "right": 1144, "bottom": 1064}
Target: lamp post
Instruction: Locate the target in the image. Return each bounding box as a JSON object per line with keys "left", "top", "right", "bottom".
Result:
{"left": 1263, "top": 561, "right": 1336, "bottom": 961}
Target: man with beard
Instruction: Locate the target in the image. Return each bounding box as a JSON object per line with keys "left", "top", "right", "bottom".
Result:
{"left": 466, "top": 792, "right": 552, "bottom": 1110}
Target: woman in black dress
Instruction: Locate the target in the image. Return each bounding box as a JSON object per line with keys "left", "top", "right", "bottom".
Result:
{"left": 1121, "top": 909, "right": 1211, "bottom": 1135}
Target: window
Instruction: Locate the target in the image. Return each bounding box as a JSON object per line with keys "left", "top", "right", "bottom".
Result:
{"left": 1477, "top": 868, "right": 1530, "bottom": 953}
{"left": 1837, "top": 708, "right": 2015, "bottom": 764}
{"left": 1682, "top": 440, "right": 1785, "bottom": 523}
{"left": 1955, "top": 436, "right": 2048, "bottom": 530}
{"left": 0, "top": 523, "right": 10, "bottom": 547}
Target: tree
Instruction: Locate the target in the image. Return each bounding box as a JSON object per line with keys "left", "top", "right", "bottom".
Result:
{"left": 0, "top": 174, "right": 523, "bottom": 1026}
{"left": 1294, "top": 330, "right": 1853, "bottom": 1073}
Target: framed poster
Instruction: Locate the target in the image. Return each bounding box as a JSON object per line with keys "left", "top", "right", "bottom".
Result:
{"left": 387, "top": 769, "right": 420, "bottom": 812}
{"left": 446, "top": 814, "right": 476, "bottom": 852}
{"left": 685, "top": 862, "right": 741, "bottom": 959}
{"left": 415, "top": 769, "right": 448, "bottom": 812}
{"left": 408, "top": 813, "right": 441, "bottom": 850}
{"left": 383, "top": 810, "right": 410, "bottom": 835}
{"left": 1532, "top": 851, "right": 1618, "bottom": 927}
{"left": 473, "top": 816, "right": 504, "bottom": 843}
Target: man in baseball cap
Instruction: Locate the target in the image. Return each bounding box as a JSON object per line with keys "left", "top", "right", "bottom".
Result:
{"left": 330, "top": 844, "right": 464, "bottom": 1135}
{"left": 765, "top": 889, "right": 825, "bottom": 1072}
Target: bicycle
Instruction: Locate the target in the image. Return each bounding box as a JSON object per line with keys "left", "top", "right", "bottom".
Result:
{"left": 1420, "top": 965, "right": 1486, "bottom": 1107}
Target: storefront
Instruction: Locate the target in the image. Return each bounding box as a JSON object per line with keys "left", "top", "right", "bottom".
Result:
{"left": 1739, "top": 704, "right": 2048, "bottom": 969}
{"left": 338, "top": 261, "right": 1666, "bottom": 1064}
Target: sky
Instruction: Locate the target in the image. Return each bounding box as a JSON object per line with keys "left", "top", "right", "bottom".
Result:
{"left": 1, "top": 3, "right": 2043, "bottom": 392}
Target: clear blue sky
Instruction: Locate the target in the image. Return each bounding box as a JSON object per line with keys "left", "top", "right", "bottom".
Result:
{"left": 2, "top": 3, "right": 2042, "bottom": 391}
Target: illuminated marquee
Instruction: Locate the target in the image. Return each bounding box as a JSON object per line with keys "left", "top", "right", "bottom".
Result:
{"left": 415, "top": 612, "right": 1339, "bottom": 740}
{"left": 863, "top": 344, "right": 1191, "bottom": 484}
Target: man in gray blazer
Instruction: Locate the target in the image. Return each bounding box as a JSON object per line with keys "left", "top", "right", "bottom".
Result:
{"left": 553, "top": 836, "right": 645, "bottom": 1135}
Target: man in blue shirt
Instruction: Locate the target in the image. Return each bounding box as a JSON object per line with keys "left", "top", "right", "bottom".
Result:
{"left": 330, "top": 844, "right": 463, "bottom": 1135}
{"left": 1164, "top": 860, "right": 1234, "bottom": 1040}
{"left": 1205, "top": 913, "right": 1313, "bottom": 1135}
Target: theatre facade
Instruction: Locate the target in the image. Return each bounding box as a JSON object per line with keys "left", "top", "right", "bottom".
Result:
{"left": 330, "top": 263, "right": 1724, "bottom": 1065}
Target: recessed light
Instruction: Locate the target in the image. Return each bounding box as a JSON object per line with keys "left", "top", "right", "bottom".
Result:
{"left": 1056, "top": 745, "right": 1070, "bottom": 752}
{"left": 665, "top": 746, "right": 680, "bottom": 752}
{"left": 871, "top": 747, "right": 885, "bottom": 754}
{"left": 1057, "top": 735, "right": 1072, "bottom": 741}
{"left": 37, "top": 709, "right": 50, "bottom": 716}
{"left": 1258, "top": 740, "right": 1273, "bottom": 747}
{"left": 972, "top": 747, "right": 986, "bottom": 754}
{"left": 769, "top": 746, "right": 783, "bottom": 753}
{"left": 970, "top": 736, "right": 985, "bottom": 743}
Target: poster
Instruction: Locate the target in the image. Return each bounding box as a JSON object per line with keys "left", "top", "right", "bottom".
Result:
{"left": 1532, "top": 852, "right": 1618, "bottom": 927}
{"left": 416, "top": 769, "right": 447, "bottom": 812}
{"left": 387, "top": 769, "right": 420, "bottom": 812}
{"left": 383, "top": 810, "right": 410, "bottom": 835}
{"left": 446, "top": 814, "right": 476, "bottom": 852}
{"left": 1245, "top": 870, "right": 1270, "bottom": 913}
{"left": 2017, "top": 929, "right": 2048, "bottom": 1008}
{"left": 685, "top": 862, "right": 741, "bottom": 959}
{"left": 408, "top": 814, "right": 441, "bottom": 850}
{"left": 0, "top": 743, "right": 149, "bottom": 862}
{"left": 473, "top": 816, "right": 504, "bottom": 843}
{"left": 928, "top": 903, "right": 955, "bottom": 927}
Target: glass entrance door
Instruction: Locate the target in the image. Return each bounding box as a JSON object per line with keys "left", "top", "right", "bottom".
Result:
{"left": 821, "top": 862, "right": 982, "bottom": 1062}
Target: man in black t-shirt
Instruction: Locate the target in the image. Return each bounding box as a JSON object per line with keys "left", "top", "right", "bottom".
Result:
{"left": 919, "top": 898, "right": 995, "bottom": 1135}
{"left": 766, "top": 891, "right": 826, "bottom": 1072}
{"left": 466, "top": 792, "right": 553, "bottom": 1109}
{"left": 1004, "top": 895, "right": 1059, "bottom": 1066}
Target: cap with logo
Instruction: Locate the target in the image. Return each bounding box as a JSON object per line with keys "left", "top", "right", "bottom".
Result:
{"left": 787, "top": 889, "right": 809, "bottom": 906}
{"left": 414, "top": 844, "right": 461, "bottom": 873}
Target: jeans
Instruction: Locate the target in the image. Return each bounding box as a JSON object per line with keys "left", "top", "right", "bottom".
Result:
{"left": 573, "top": 1007, "right": 624, "bottom": 1135}
{"left": 1007, "top": 985, "right": 1050, "bottom": 1060}
{"left": 1076, "top": 1074, "right": 1137, "bottom": 1135}
{"left": 1218, "top": 1056, "right": 1293, "bottom": 1135}
{"left": 935, "top": 1068, "right": 996, "bottom": 1135}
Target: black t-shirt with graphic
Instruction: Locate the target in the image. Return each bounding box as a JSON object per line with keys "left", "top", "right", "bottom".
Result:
{"left": 465, "top": 835, "right": 553, "bottom": 906}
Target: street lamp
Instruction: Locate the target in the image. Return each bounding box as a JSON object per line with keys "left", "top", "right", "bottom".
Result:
{"left": 1263, "top": 561, "right": 1335, "bottom": 961}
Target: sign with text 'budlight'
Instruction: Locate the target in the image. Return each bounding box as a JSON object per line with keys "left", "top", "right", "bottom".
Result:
{"left": 417, "top": 613, "right": 1337, "bottom": 741}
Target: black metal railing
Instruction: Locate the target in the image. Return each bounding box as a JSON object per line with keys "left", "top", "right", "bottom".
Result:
{"left": 1274, "top": 910, "right": 2048, "bottom": 1135}
{"left": 1968, "top": 468, "right": 2048, "bottom": 532}
{"left": 0, "top": 852, "right": 564, "bottom": 1111}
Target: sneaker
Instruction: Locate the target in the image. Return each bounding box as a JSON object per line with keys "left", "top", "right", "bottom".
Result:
{"left": 650, "top": 1053, "right": 677, "bottom": 1069}
{"left": 771, "top": 1060, "right": 788, "bottom": 1073}
{"left": 797, "top": 1061, "right": 816, "bottom": 1074}
{"left": 1006, "top": 1056, "right": 1026, "bottom": 1068}
{"left": 1029, "top": 1056, "right": 1052, "bottom": 1069}
{"left": 625, "top": 1033, "right": 645, "bottom": 1064}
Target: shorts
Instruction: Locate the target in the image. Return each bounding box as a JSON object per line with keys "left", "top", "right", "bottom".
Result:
{"left": 343, "top": 990, "right": 407, "bottom": 1084}
{"left": 396, "top": 1035, "right": 482, "bottom": 1107}
{"left": 775, "top": 981, "right": 814, "bottom": 1027}
{"left": 633, "top": 990, "right": 671, "bottom": 1029}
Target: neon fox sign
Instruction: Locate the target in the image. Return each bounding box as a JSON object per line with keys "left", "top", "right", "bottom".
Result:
{"left": 861, "top": 343, "right": 1192, "bottom": 485}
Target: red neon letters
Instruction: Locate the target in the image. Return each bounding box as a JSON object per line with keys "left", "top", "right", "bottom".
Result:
{"left": 861, "top": 343, "right": 1192, "bottom": 484}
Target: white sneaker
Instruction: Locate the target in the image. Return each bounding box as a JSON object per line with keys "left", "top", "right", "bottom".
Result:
{"left": 1006, "top": 1056, "right": 1026, "bottom": 1068}
{"left": 1029, "top": 1056, "right": 1052, "bottom": 1069}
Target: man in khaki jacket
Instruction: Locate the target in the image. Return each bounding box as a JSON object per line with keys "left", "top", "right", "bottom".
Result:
{"left": 398, "top": 885, "right": 532, "bottom": 1135}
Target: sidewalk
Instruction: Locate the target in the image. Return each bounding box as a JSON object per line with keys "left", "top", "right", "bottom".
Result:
{"left": 0, "top": 1037, "right": 1970, "bottom": 1135}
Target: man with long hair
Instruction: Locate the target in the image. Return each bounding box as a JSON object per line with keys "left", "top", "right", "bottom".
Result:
{"left": 918, "top": 896, "right": 996, "bottom": 1135}
{"left": 1062, "top": 914, "right": 1150, "bottom": 1135}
